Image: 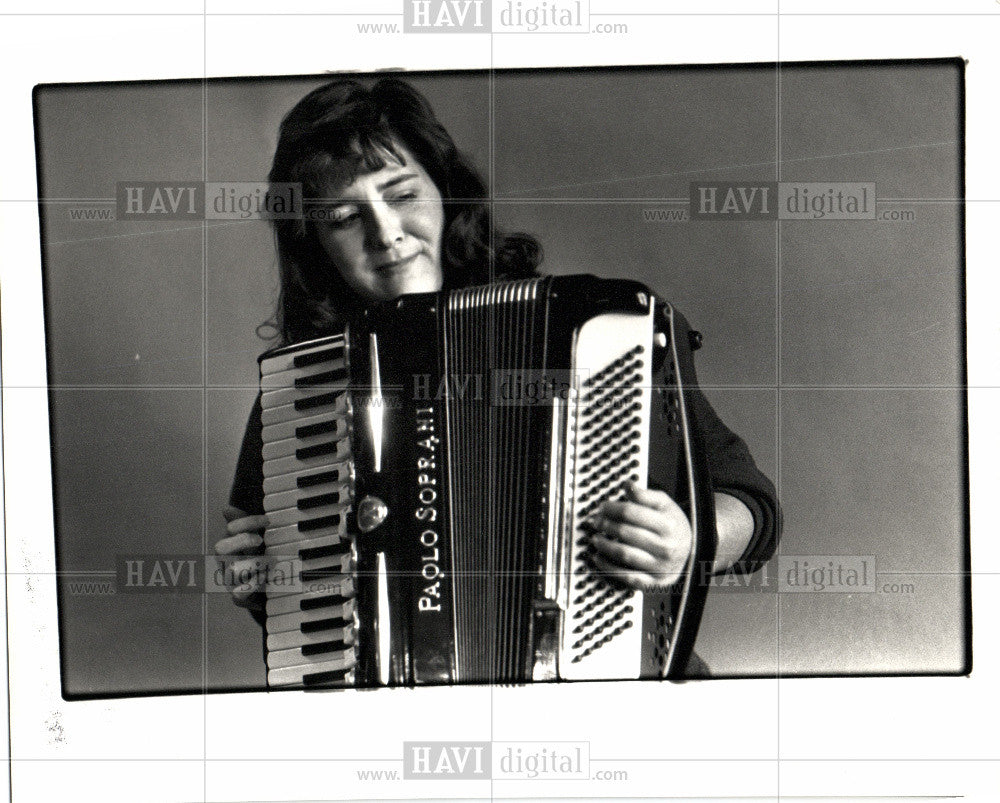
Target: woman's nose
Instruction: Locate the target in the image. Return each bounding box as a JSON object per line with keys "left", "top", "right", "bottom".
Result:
{"left": 366, "top": 201, "right": 404, "bottom": 250}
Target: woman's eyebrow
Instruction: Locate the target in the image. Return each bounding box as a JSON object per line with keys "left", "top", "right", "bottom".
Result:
{"left": 377, "top": 172, "right": 419, "bottom": 192}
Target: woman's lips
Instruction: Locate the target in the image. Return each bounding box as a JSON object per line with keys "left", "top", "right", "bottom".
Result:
{"left": 375, "top": 252, "right": 419, "bottom": 273}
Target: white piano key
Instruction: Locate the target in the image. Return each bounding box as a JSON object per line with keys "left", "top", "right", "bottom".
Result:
{"left": 263, "top": 480, "right": 350, "bottom": 513}
{"left": 263, "top": 502, "right": 348, "bottom": 530}
{"left": 259, "top": 552, "right": 353, "bottom": 594}
{"left": 262, "top": 551, "right": 354, "bottom": 597}
{"left": 267, "top": 623, "right": 354, "bottom": 652}
{"left": 267, "top": 659, "right": 355, "bottom": 688}
{"left": 262, "top": 432, "right": 350, "bottom": 461}
{"left": 265, "top": 582, "right": 354, "bottom": 615}
{"left": 268, "top": 641, "right": 355, "bottom": 670}
{"left": 262, "top": 409, "right": 345, "bottom": 444}
{"left": 261, "top": 381, "right": 348, "bottom": 412}
{"left": 265, "top": 532, "right": 352, "bottom": 558}
{"left": 298, "top": 551, "right": 353, "bottom": 578}
{"left": 260, "top": 392, "right": 348, "bottom": 425}
{"left": 263, "top": 516, "right": 348, "bottom": 547}
{"left": 261, "top": 462, "right": 351, "bottom": 496}
{"left": 266, "top": 577, "right": 353, "bottom": 602}
{"left": 266, "top": 602, "right": 354, "bottom": 634}
{"left": 263, "top": 439, "right": 351, "bottom": 477}
{"left": 260, "top": 359, "right": 347, "bottom": 391}
{"left": 260, "top": 337, "right": 345, "bottom": 376}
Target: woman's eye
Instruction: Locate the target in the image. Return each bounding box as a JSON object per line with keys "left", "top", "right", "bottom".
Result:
{"left": 389, "top": 191, "right": 418, "bottom": 204}
{"left": 329, "top": 210, "right": 360, "bottom": 228}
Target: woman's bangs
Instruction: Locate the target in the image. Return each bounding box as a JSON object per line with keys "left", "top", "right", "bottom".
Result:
{"left": 298, "top": 129, "right": 407, "bottom": 200}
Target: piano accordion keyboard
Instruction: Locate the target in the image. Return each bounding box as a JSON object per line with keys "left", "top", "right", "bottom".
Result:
{"left": 258, "top": 335, "right": 358, "bottom": 688}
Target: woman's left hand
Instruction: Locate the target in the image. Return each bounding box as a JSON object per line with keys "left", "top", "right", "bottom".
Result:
{"left": 586, "top": 483, "right": 693, "bottom": 592}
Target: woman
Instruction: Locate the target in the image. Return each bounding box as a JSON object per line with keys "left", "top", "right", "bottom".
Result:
{"left": 216, "top": 77, "right": 779, "bottom": 676}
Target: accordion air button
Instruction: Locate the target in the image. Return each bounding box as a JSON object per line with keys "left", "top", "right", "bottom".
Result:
{"left": 356, "top": 495, "right": 389, "bottom": 533}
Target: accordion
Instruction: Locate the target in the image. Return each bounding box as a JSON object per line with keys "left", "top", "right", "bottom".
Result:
{"left": 257, "top": 275, "right": 716, "bottom": 688}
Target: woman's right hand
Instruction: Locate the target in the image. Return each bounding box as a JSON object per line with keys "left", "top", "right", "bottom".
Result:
{"left": 216, "top": 505, "right": 269, "bottom": 613}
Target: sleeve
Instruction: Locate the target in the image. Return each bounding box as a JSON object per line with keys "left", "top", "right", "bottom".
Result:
{"left": 229, "top": 393, "right": 266, "bottom": 517}
{"left": 673, "top": 311, "right": 782, "bottom": 576}
{"left": 229, "top": 394, "right": 268, "bottom": 630}
{"left": 689, "top": 380, "right": 781, "bottom": 575}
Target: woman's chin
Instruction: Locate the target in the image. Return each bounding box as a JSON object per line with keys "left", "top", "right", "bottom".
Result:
{"left": 374, "top": 263, "right": 442, "bottom": 299}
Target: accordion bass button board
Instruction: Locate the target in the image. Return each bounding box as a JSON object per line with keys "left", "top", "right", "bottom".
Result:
{"left": 255, "top": 275, "right": 717, "bottom": 689}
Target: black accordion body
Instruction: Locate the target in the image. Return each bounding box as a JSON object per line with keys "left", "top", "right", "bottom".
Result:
{"left": 257, "top": 275, "right": 717, "bottom": 688}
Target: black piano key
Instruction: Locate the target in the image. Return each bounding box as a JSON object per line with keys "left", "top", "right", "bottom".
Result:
{"left": 299, "top": 541, "right": 351, "bottom": 561}
{"left": 295, "top": 440, "right": 343, "bottom": 461}
{"left": 295, "top": 419, "right": 339, "bottom": 439}
{"left": 298, "top": 513, "right": 342, "bottom": 533}
{"left": 297, "top": 470, "right": 340, "bottom": 489}
{"left": 301, "top": 617, "right": 351, "bottom": 634}
{"left": 294, "top": 367, "right": 348, "bottom": 388}
{"left": 297, "top": 491, "right": 341, "bottom": 511}
{"left": 301, "top": 566, "right": 347, "bottom": 582}
{"left": 301, "top": 639, "right": 351, "bottom": 657}
{"left": 303, "top": 668, "right": 352, "bottom": 686}
{"left": 294, "top": 390, "right": 345, "bottom": 412}
{"left": 300, "top": 593, "right": 352, "bottom": 611}
{"left": 293, "top": 346, "right": 344, "bottom": 369}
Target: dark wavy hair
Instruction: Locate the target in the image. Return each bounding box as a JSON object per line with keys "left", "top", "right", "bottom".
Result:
{"left": 264, "top": 77, "right": 542, "bottom": 345}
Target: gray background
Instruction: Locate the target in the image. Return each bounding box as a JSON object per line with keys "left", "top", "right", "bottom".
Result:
{"left": 35, "top": 61, "right": 967, "bottom": 696}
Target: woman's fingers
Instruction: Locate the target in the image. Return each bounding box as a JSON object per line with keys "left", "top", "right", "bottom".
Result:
{"left": 598, "top": 499, "right": 663, "bottom": 533}
{"left": 215, "top": 509, "right": 268, "bottom": 557}
{"left": 214, "top": 531, "right": 264, "bottom": 556}
{"left": 224, "top": 556, "right": 268, "bottom": 601}
{"left": 588, "top": 544, "right": 684, "bottom": 591}
{"left": 219, "top": 507, "right": 269, "bottom": 610}
{"left": 602, "top": 488, "right": 689, "bottom": 532}
{"left": 223, "top": 504, "right": 250, "bottom": 523}
{"left": 589, "top": 533, "right": 661, "bottom": 572}
{"left": 585, "top": 514, "right": 671, "bottom": 559}
{"left": 232, "top": 586, "right": 266, "bottom": 609}
{"left": 232, "top": 584, "right": 261, "bottom": 604}
{"left": 623, "top": 483, "right": 674, "bottom": 510}
{"left": 225, "top": 514, "right": 269, "bottom": 537}
{"left": 589, "top": 551, "right": 659, "bottom": 592}
{"left": 586, "top": 484, "right": 694, "bottom": 591}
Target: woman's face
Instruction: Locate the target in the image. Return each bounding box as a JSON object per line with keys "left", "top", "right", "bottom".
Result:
{"left": 312, "top": 142, "right": 445, "bottom": 302}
